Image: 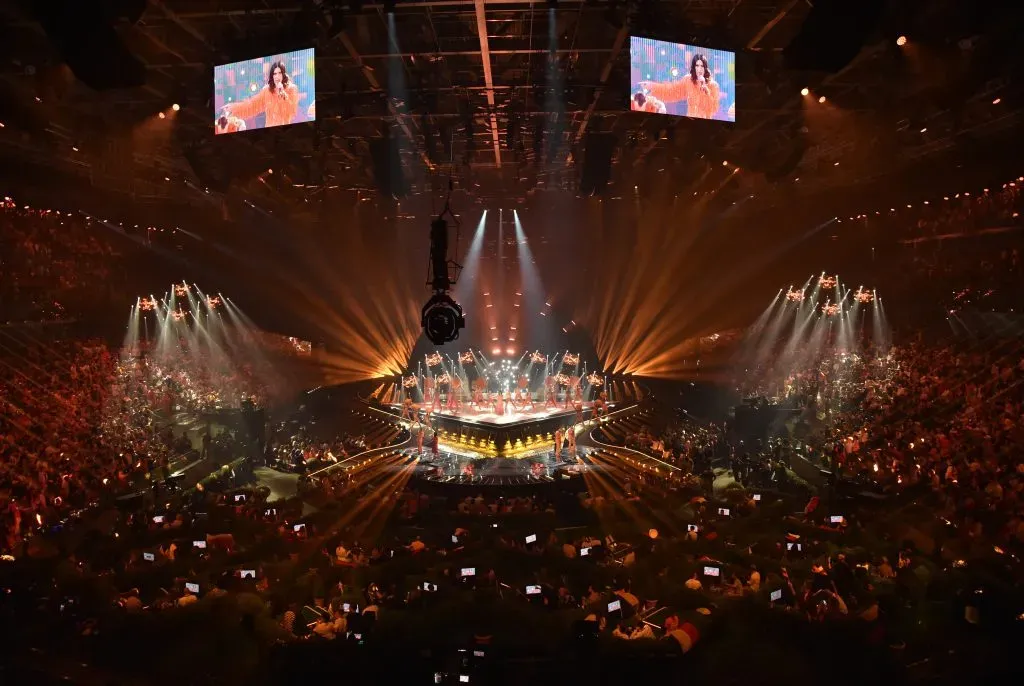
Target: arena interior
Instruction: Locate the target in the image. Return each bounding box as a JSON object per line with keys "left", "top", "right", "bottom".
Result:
{"left": 2, "top": 1, "right": 1024, "bottom": 684}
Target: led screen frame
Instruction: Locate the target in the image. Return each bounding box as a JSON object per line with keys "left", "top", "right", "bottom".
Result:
{"left": 629, "top": 37, "right": 736, "bottom": 122}
{"left": 213, "top": 48, "right": 316, "bottom": 134}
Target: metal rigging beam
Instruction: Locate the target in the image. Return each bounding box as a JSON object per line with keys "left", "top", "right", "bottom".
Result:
{"left": 474, "top": 0, "right": 502, "bottom": 168}
{"left": 338, "top": 32, "right": 434, "bottom": 171}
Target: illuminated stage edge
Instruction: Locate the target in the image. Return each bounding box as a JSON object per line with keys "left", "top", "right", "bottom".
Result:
{"left": 382, "top": 401, "right": 632, "bottom": 457}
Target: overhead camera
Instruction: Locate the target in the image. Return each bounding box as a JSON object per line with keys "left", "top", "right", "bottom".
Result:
{"left": 422, "top": 292, "right": 465, "bottom": 345}
{"left": 421, "top": 213, "right": 464, "bottom": 345}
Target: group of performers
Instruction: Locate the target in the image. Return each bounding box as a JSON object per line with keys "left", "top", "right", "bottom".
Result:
{"left": 399, "top": 373, "right": 610, "bottom": 423}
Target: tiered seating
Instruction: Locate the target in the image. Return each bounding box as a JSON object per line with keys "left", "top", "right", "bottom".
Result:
{"left": 594, "top": 408, "right": 656, "bottom": 444}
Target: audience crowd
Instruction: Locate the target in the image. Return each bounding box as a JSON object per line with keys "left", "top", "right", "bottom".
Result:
{"left": 1, "top": 191, "right": 1022, "bottom": 684}
{"left": 0, "top": 199, "right": 121, "bottom": 322}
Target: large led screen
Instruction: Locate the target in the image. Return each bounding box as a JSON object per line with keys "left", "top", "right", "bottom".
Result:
{"left": 629, "top": 37, "right": 735, "bottom": 122}
{"left": 213, "top": 48, "right": 316, "bottom": 134}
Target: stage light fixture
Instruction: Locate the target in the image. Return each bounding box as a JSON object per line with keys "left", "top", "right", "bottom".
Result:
{"left": 800, "top": 87, "right": 809, "bottom": 96}
{"left": 172, "top": 103, "right": 180, "bottom": 111}
{"left": 896, "top": 35, "right": 907, "bottom": 47}
{"left": 818, "top": 95, "right": 826, "bottom": 103}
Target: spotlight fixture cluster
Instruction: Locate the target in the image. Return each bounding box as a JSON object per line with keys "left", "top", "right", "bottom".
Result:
{"left": 855, "top": 288, "right": 875, "bottom": 304}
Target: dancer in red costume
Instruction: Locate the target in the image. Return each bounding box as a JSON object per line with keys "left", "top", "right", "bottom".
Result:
{"left": 567, "top": 426, "right": 577, "bottom": 457}
{"left": 554, "top": 427, "right": 564, "bottom": 455}
{"left": 447, "top": 376, "right": 462, "bottom": 414}
{"left": 416, "top": 427, "right": 425, "bottom": 455}
{"left": 423, "top": 375, "right": 434, "bottom": 407}
{"left": 593, "top": 391, "right": 608, "bottom": 419}
{"left": 472, "top": 377, "right": 486, "bottom": 412}
{"left": 515, "top": 376, "right": 532, "bottom": 410}
{"left": 565, "top": 376, "right": 581, "bottom": 409}
{"left": 544, "top": 376, "right": 558, "bottom": 409}
{"left": 494, "top": 391, "right": 505, "bottom": 417}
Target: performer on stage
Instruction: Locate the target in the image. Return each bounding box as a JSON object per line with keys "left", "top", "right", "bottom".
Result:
{"left": 222, "top": 61, "right": 302, "bottom": 128}
{"left": 447, "top": 377, "right": 463, "bottom": 414}
{"left": 544, "top": 376, "right": 558, "bottom": 410}
{"left": 565, "top": 376, "right": 581, "bottom": 409}
{"left": 423, "top": 375, "right": 434, "bottom": 407}
{"left": 472, "top": 377, "right": 486, "bottom": 411}
{"left": 593, "top": 391, "right": 609, "bottom": 419}
{"left": 495, "top": 391, "right": 504, "bottom": 417}
{"left": 430, "top": 431, "right": 439, "bottom": 457}
{"left": 554, "top": 427, "right": 564, "bottom": 456}
{"left": 636, "top": 53, "right": 722, "bottom": 120}
{"left": 567, "top": 426, "right": 577, "bottom": 457}
{"left": 417, "top": 427, "right": 425, "bottom": 455}
{"left": 574, "top": 400, "right": 584, "bottom": 426}
{"left": 516, "top": 375, "right": 532, "bottom": 410}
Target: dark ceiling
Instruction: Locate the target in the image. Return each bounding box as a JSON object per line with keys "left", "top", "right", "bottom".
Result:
{"left": 1, "top": 0, "right": 1022, "bottom": 218}
{"left": 1, "top": 1, "right": 1022, "bottom": 379}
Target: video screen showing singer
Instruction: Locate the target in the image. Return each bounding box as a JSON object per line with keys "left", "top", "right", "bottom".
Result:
{"left": 630, "top": 37, "right": 736, "bottom": 122}
{"left": 213, "top": 49, "right": 316, "bottom": 134}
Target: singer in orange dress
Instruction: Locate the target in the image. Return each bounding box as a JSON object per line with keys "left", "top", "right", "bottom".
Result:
{"left": 638, "top": 54, "right": 721, "bottom": 120}
{"left": 224, "top": 61, "right": 301, "bottom": 128}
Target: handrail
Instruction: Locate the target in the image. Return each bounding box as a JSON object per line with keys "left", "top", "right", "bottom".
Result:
{"left": 306, "top": 422, "right": 412, "bottom": 479}
{"left": 587, "top": 415, "right": 681, "bottom": 472}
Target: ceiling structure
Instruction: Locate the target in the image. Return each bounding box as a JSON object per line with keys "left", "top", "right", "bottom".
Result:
{"left": 1, "top": 0, "right": 1021, "bottom": 219}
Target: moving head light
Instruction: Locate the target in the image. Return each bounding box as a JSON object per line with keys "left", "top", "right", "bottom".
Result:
{"left": 421, "top": 292, "right": 465, "bottom": 345}
{"left": 421, "top": 215, "right": 465, "bottom": 345}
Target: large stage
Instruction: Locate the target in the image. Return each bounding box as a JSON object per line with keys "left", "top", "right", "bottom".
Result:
{"left": 384, "top": 401, "right": 614, "bottom": 457}
{"left": 419, "top": 403, "right": 590, "bottom": 427}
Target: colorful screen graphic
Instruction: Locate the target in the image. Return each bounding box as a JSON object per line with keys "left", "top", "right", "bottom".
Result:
{"left": 213, "top": 48, "right": 316, "bottom": 135}
{"left": 629, "top": 37, "right": 735, "bottom": 122}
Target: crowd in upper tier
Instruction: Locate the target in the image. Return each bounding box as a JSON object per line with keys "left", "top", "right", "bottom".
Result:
{"left": 0, "top": 199, "right": 122, "bottom": 322}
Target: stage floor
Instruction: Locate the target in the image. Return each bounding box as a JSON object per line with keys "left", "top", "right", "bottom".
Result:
{"left": 390, "top": 403, "right": 605, "bottom": 428}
